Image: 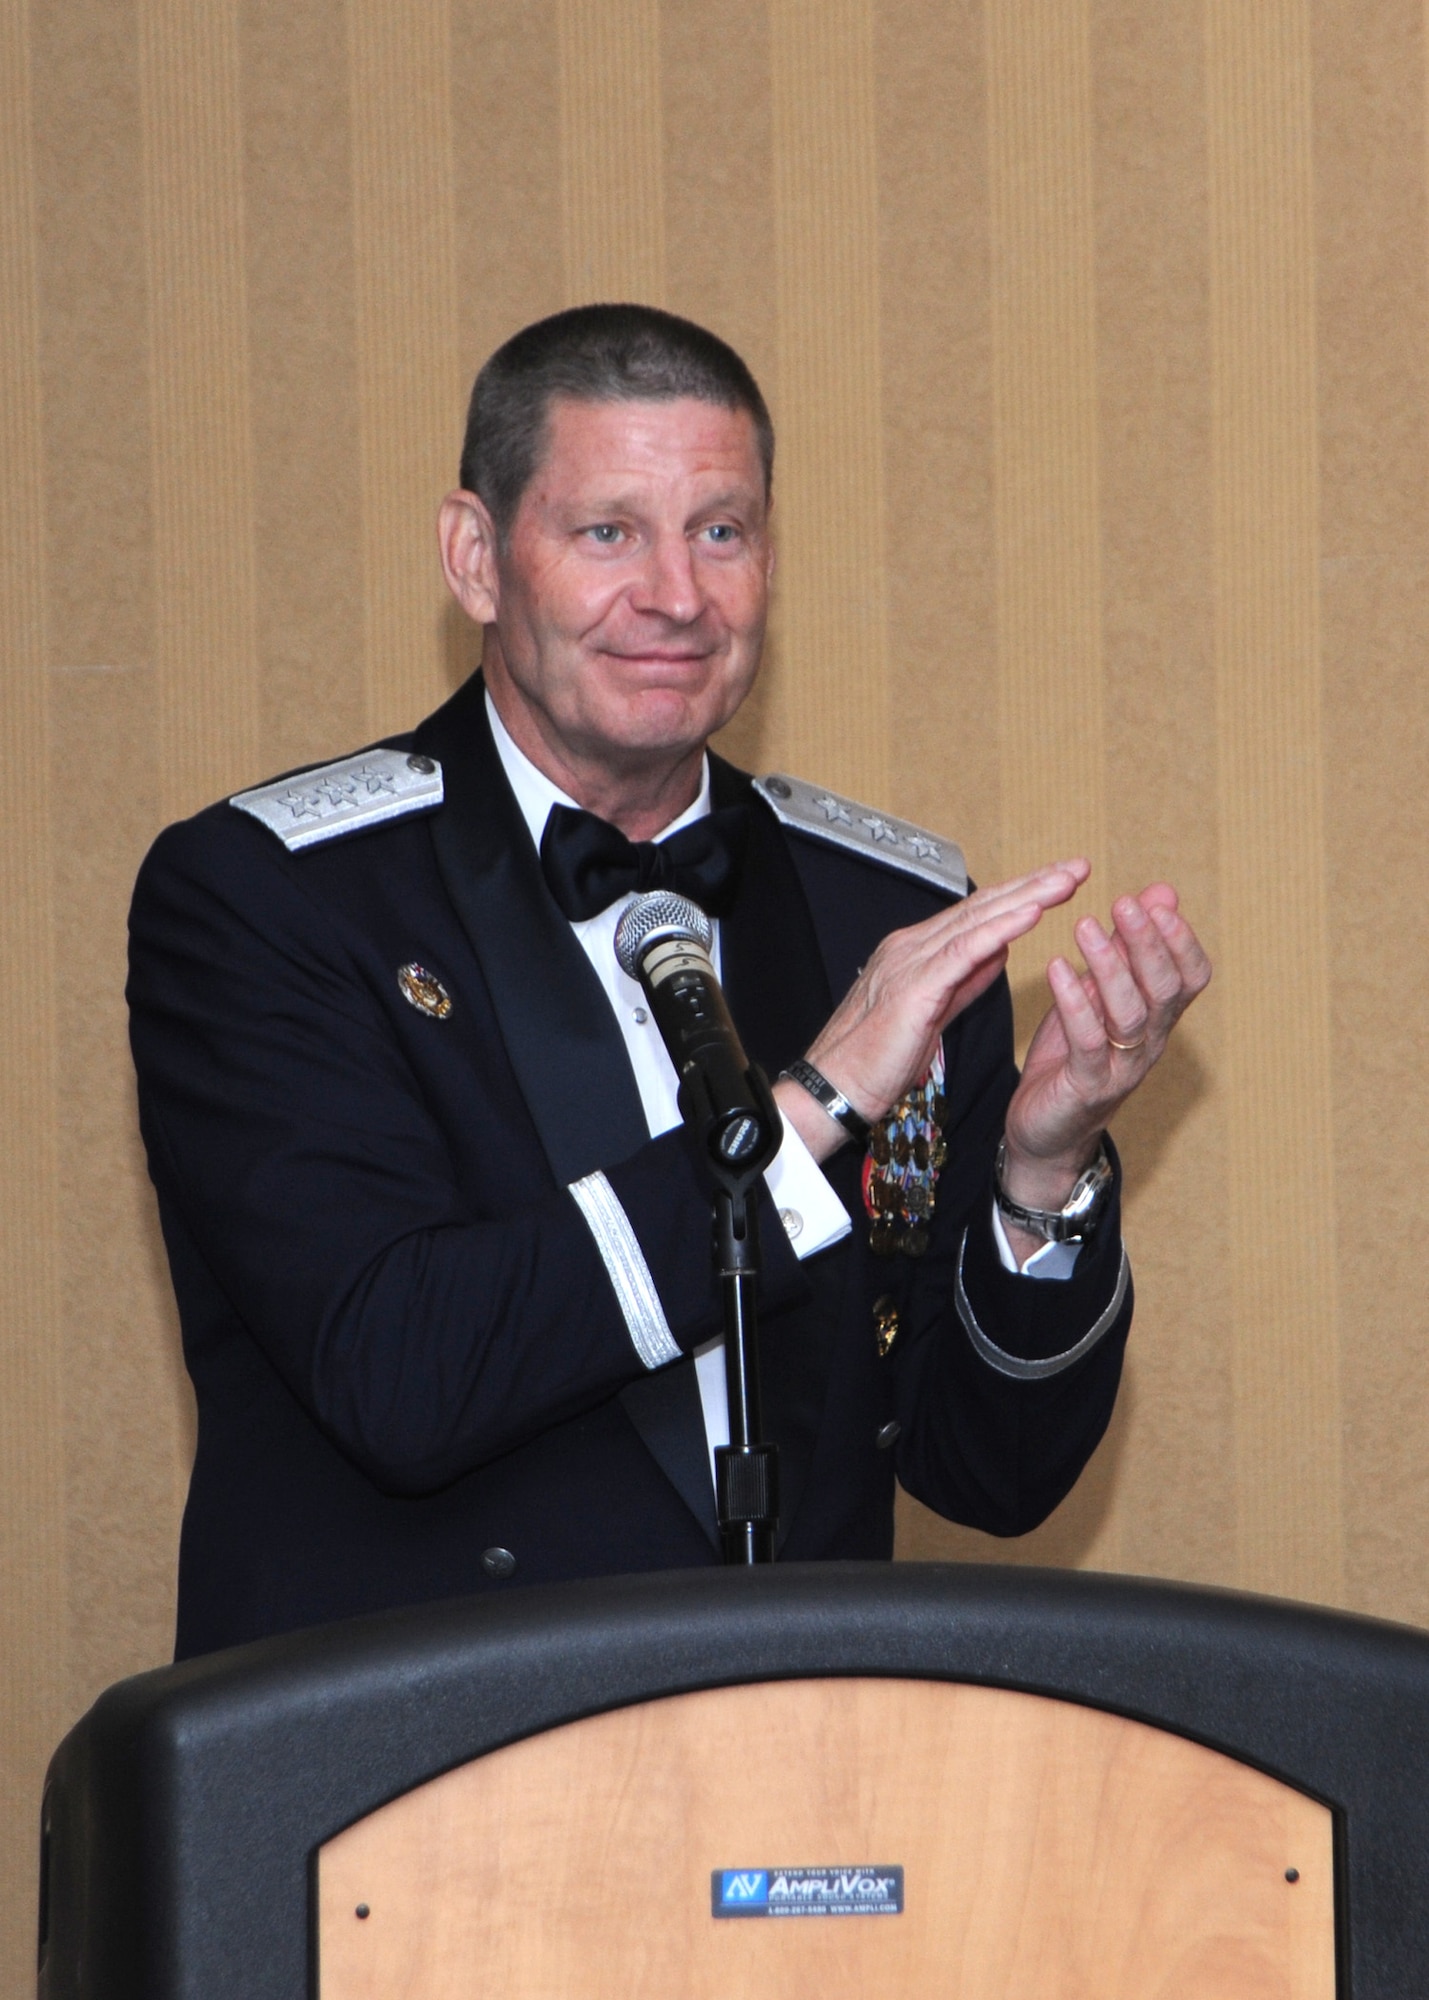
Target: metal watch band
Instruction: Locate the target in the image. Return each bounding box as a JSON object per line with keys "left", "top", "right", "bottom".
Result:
{"left": 993, "top": 1137, "right": 1113, "bottom": 1245}
{"left": 779, "top": 1058, "right": 873, "bottom": 1147}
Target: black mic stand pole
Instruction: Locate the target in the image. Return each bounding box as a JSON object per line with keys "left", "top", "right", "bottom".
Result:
{"left": 712, "top": 1170, "right": 775, "bottom": 1565}
{"left": 678, "top": 1064, "right": 783, "bottom": 1565}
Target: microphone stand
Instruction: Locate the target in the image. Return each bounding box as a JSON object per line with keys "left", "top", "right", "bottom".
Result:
{"left": 678, "top": 1063, "right": 783, "bottom": 1566}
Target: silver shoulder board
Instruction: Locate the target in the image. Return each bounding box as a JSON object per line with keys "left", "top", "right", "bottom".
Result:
{"left": 230, "top": 747, "right": 443, "bottom": 852}
{"left": 754, "top": 773, "right": 967, "bottom": 897}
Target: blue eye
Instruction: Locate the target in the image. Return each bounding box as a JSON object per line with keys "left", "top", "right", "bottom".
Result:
{"left": 587, "top": 523, "right": 622, "bottom": 544}
{"left": 705, "top": 523, "right": 737, "bottom": 543}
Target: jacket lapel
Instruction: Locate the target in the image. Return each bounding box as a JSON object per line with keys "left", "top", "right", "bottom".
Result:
{"left": 414, "top": 677, "right": 717, "bottom": 1544}
{"left": 711, "top": 757, "right": 841, "bottom": 1552}
{"left": 618, "top": 1365, "right": 720, "bottom": 1543}
{"left": 412, "top": 676, "right": 649, "bottom": 1187}
{"left": 711, "top": 755, "right": 832, "bottom": 1073}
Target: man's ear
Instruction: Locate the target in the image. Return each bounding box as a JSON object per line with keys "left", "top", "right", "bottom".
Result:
{"left": 437, "top": 490, "right": 501, "bottom": 624}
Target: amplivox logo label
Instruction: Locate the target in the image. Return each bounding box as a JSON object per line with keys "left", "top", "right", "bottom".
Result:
{"left": 712, "top": 1866, "right": 904, "bottom": 1918}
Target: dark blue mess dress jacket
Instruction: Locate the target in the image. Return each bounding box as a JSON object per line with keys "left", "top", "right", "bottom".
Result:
{"left": 127, "top": 671, "right": 1131, "bottom": 1659}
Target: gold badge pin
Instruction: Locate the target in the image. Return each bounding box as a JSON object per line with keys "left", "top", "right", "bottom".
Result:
{"left": 872, "top": 1295, "right": 900, "bottom": 1358}
{"left": 397, "top": 962, "right": 452, "bottom": 1019}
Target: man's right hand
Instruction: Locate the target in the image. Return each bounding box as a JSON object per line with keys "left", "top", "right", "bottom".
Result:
{"left": 772, "top": 860, "right": 1089, "bottom": 1165}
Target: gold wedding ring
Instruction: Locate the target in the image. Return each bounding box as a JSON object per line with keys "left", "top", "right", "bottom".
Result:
{"left": 1106, "top": 1032, "right": 1147, "bottom": 1052}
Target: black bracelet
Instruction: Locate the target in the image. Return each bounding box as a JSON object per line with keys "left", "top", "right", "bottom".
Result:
{"left": 779, "top": 1058, "right": 873, "bottom": 1146}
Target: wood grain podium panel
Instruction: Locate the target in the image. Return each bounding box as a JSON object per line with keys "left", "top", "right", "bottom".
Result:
{"left": 318, "top": 1676, "right": 1334, "bottom": 1999}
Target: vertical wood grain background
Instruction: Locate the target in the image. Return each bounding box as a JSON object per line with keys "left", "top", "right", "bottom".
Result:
{"left": 3, "top": 0, "right": 1428, "bottom": 1982}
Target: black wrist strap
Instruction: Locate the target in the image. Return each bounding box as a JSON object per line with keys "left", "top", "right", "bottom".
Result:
{"left": 779, "top": 1059, "right": 873, "bottom": 1146}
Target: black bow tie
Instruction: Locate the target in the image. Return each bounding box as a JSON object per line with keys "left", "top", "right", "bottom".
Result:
{"left": 539, "top": 802, "right": 750, "bottom": 922}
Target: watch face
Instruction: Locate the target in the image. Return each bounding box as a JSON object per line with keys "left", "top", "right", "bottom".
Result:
{"left": 1064, "top": 1153, "right": 1113, "bottom": 1229}
{"left": 1066, "top": 1178, "right": 1099, "bottom": 1220}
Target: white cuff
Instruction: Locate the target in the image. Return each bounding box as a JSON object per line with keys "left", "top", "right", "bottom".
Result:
{"left": 764, "top": 1123, "right": 853, "bottom": 1260}
{"left": 990, "top": 1200, "right": 1081, "bottom": 1280}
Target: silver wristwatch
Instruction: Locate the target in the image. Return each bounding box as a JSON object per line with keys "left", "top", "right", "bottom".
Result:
{"left": 993, "top": 1137, "right": 1113, "bottom": 1244}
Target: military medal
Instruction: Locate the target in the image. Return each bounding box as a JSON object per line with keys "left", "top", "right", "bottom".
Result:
{"left": 397, "top": 963, "right": 453, "bottom": 1019}
{"left": 863, "top": 1046, "right": 948, "bottom": 1257}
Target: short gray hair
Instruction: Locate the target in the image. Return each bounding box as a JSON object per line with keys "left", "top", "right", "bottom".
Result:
{"left": 459, "top": 303, "right": 774, "bottom": 537}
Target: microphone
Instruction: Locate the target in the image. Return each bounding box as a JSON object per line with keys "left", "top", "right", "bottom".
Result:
{"left": 614, "top": 891, "right": 781, "bottom": 1176}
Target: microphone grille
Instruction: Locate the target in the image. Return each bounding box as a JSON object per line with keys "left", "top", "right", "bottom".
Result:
{"left": 614, "top": 891, "right": 714, "bottom": 976}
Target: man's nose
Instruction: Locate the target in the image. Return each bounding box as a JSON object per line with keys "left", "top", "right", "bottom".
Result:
{"left": 632, "top": 531, "right": 703, "bottom": 623}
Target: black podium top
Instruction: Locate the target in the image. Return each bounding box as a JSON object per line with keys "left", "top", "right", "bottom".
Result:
{"left": 39, "top": 1562, "right": 1429, "bottom": 1998}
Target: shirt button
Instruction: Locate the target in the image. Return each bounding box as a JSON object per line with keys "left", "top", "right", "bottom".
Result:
{"left": 481, "top": 1547, "right": 516, "bottom": 1579}
{"left": 779, "top": 1208, "right": 803, "bottom": 1241}
{"left": 633, "top": 1006, "right": 648, "bottom": 1024}
{"left": 875, "top": 1420, "right": 901, "bottom": 1450}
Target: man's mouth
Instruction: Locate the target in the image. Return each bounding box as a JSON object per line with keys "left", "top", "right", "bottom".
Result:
{"left": 610, "top": 647, "right": 713, "bottom": 663}
{"left": 602, "top": 648, "right": 718, "bottom": 676}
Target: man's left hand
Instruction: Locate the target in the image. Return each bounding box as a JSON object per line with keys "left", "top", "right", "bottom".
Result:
{"left": 999, "top": 883, "right": 1212, "bottom": 1220}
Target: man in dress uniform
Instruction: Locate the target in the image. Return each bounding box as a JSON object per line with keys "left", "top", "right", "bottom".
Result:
{"left": 128, "top": 305, "right": 1210, "bottom": 1660}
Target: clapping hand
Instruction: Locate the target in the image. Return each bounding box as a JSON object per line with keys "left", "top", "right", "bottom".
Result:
{"left": 998, "top": 883, "right": 1211, "bottom": 1212}
{"left": 773, "top": 864, "right": 1211, "bottom": 1205}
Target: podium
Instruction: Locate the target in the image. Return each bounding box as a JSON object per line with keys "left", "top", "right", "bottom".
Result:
{"left": 38, "top": 1562, "right": 1429, "bottom": 1997}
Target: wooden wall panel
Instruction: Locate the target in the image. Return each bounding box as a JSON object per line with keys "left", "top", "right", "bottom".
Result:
{"left": 4, "top": 0, "right": 1429, "bottom": 1979}
{"left": 558, "top": 0, "right": 665, "bottom": 303}
{"left": 452, "top": 0, "right": 563, "bottom": 399}
{"left": 348, "top": 0, "right": 464, "bottom": 738}
{"left": 138, "top": 0, "right": 261, "bottom": 816}
{"left": 669, "top": 0, "right": 778, "bottom": 775}
{"left": 1089, "top": 0, "right": 1231, "bottom": 1588}
{"left": 1313, "top": 0, "right": 1429, "bottom": 1621}
{"left": 767, "top": 0, "right": 890, "bottom": 798}
{"left": 986, "top": 0, "right": 1108, "bottom": 965}
{"left": 663, "top": 0, "right": 776, "bottom": 390}
{"left": 875, "top": 0, "right": 1000, "bottom": 854}
{"left": 48, "top": 662, "right": 180, "bottom": 1706}
{"left": 28, "top": 0, "right": 184, "bottom": 1908}
{"left": 450, "top": 0, "right": 563, "bottom": 695}
{"left": 1206, "top": 0, "right": 1343, "bottom": 1603}
{"left": 243, "top": 0, "right": 367, "bottom": 772}
{"left": 989, "top": 0, "right": 1117, "bottom": 1571}
{"left": 0, "top": 10, "right": 67, "bottom": 1993}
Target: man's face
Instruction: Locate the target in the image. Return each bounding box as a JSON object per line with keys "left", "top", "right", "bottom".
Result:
{"left": 476, "top": 395, "right": 772, "bottom": 782}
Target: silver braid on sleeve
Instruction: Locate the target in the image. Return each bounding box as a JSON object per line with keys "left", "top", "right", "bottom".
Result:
{"left": 954, "top": 1229, "right": 1130, "bottom": 1379}
{"left": 568, "top": 1171, "right": 681, "bottom": 1370}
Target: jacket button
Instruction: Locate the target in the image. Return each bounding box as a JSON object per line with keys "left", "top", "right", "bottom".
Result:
{"left": 482, "top": 1546, "right": 517, "bottom": 1579}
{"left": 875, "top": 1420, "right": 901, "bottom": 1451}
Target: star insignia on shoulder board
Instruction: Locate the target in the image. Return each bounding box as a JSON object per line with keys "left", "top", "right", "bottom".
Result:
{"left": 351, "top": 761, "right": 399, "bottom": 797}
{"left": 275, "top": 786, "right": 326, "bottom": 821}
{"left": 753, "top": 774, "right": 967, "bottom": 898}
{"left": 230, "top": 747, "right": 444, "bottom": 852}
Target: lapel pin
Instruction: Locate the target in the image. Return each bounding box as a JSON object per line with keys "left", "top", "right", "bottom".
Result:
{"left": 397, "top": 963, "right": 452, "bottom": 1019}
{"left": 872, "top": 1295, "right": 900, "bottom": 1357}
